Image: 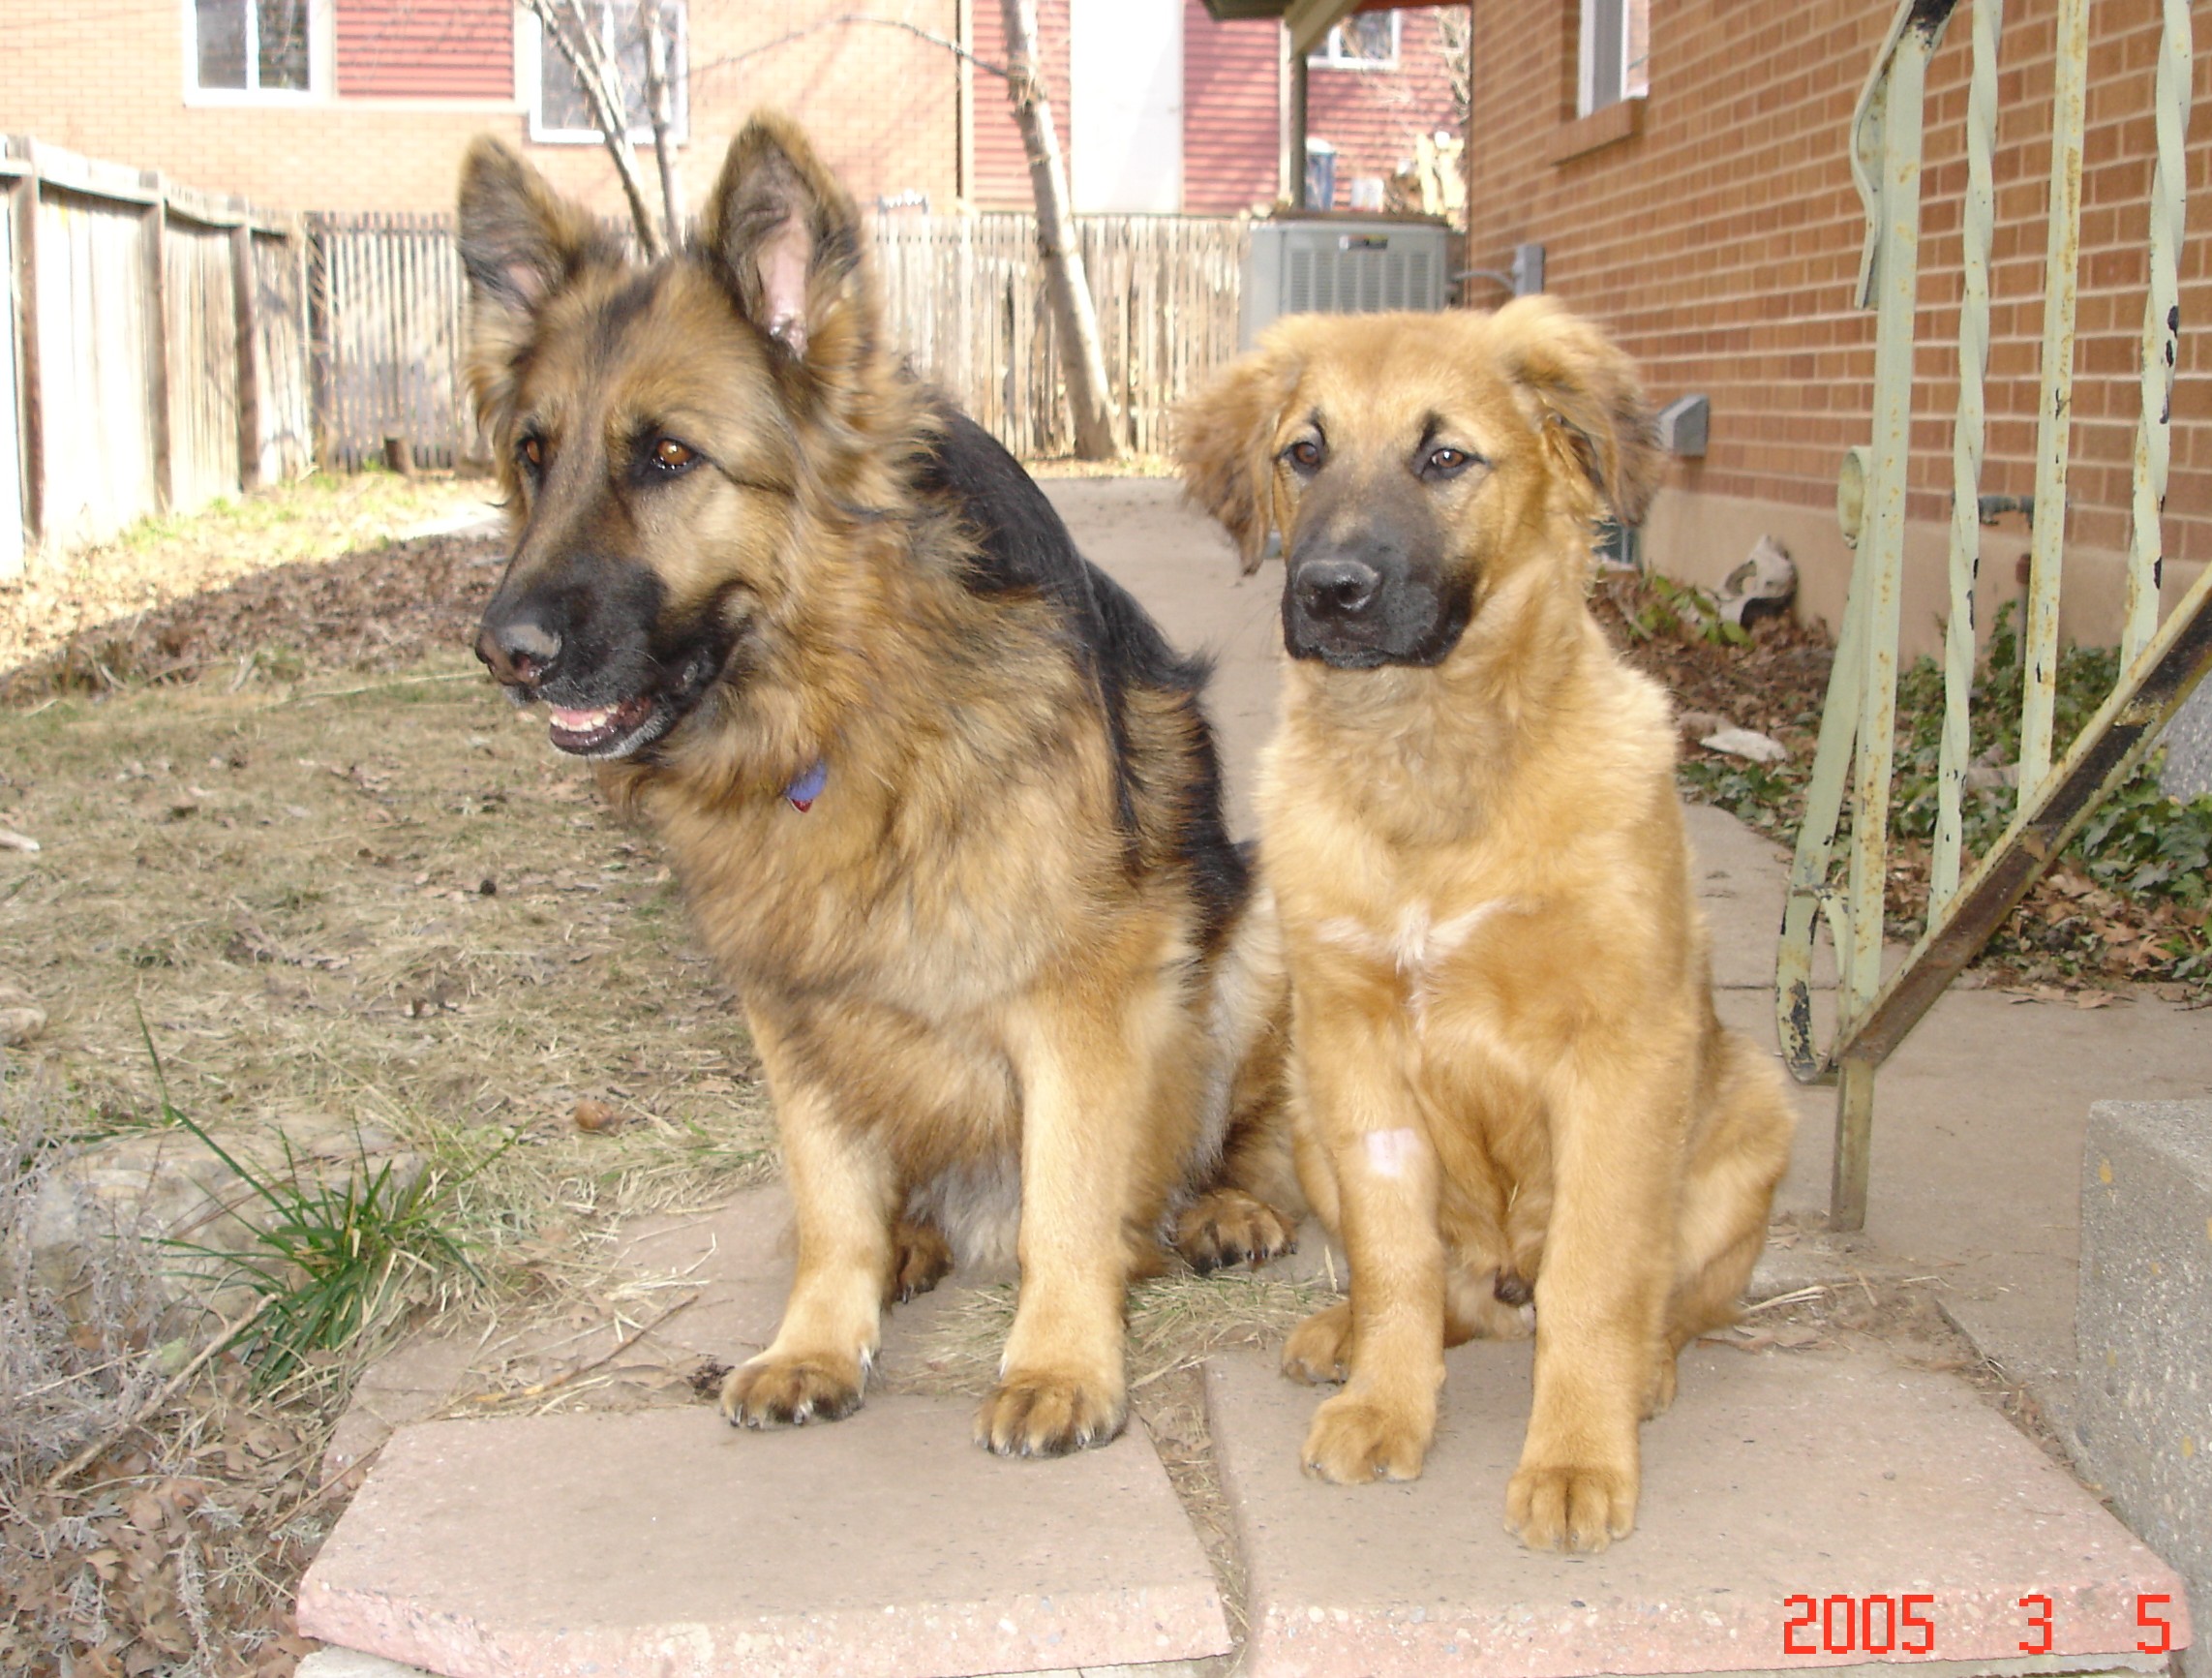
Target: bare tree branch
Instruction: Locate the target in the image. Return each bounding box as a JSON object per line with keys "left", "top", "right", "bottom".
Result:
{"left": 639, "top": 0, "right": 682, "bottom": 241}
{"left": 520, "top": 0, "right": 665, "bottom": 258}
{"left": 687, "top": 13, "right": 1010, "bottom": 83}
{"left": 998, "top": 0, "right": 1118, "bottom": 459}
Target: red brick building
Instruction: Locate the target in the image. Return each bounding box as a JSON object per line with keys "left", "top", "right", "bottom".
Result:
{"left": 3, "top": 2, "right": 1459, "bottom": 223}
{"left": 1462, "top": 0, "right": 2210, "bottom": 653}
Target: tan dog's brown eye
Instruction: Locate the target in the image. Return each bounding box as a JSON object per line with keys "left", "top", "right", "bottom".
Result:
{"left": 1423, "top": 445, "right": 1479, "bottom": 479}
{"left": 1286, "top": 439, "right": 1323, "bottom": 473}
{"left": 519, "top": 435, "right": 545, "bottom": 472}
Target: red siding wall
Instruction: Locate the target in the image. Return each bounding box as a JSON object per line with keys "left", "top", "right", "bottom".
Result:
{"left": 1306, "top": 6, "right": 1461, "bottom": 208}
{"left": 335, "top": 0, "right": 512, "bottom": 100}
{"left": 971, "top": 0, "right": 1074, "bottom": 209}
{"left": 1182, "top": 0, "right": 1280, "bottom": 216}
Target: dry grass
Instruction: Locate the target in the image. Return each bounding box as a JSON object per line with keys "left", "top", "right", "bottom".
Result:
{"left": 0, "top": 475, "right": 777, "bottom": 1676}
{"left": 0, "top": 473, "right": 499, "bottom": 679}
{"left": 1, "top": 656, "right": 774, "bottom": 1206}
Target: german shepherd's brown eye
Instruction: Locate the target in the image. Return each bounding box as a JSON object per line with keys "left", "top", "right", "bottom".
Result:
{"left": 518, "top": 434, "right": 545, "bottom": 473}
{"left": 1286, "top": 439, "right": 1323, "bottom": 473}
{"left": 649, "top": 437, "right": 698, "bottom": 474}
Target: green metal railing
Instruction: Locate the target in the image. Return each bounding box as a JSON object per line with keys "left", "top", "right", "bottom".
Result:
{"left": 1776, "top": 0, "right": 2212, "bottom": 1231}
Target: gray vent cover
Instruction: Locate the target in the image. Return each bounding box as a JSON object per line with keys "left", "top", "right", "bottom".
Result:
{"left": 1242, "top": 220, "right": 1451, "bottom": 350}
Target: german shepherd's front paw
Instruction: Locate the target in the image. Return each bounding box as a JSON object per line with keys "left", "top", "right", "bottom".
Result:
{"left": 1174, "top": 1188, "right": 1297, "bottom": 1272}
{"left": 1301, "top": 1389, "right": 1430, "bottom": 1482}
{"left": 974, "top": 1368, "right": 1127, "bottom": 1456}
{"left": 1505, "top": 1458, "right": 1637, "bottom": 1552}
{"left": 719, "top": 1354, "right": 865, "bottom": 1428}
{"left": 1281, "top": 1300, "right": 1353, "bottom": 1385}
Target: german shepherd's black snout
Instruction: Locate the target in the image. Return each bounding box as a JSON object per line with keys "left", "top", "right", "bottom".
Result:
{"left": 474, "top": 605, "right": 561, "bottom": 688}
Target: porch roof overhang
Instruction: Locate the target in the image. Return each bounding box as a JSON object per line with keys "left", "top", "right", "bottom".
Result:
{"left": 1198, "top": 0, "right": 1461, "bottom": 57}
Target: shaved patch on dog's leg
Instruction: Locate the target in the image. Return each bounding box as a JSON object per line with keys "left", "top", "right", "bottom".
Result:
{"left": 1361, "top": 1126, "right": 1424, "bottom": 1179}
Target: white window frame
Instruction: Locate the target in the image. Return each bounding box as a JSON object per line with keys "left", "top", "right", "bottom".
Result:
{"left": 1308, "top": 11, "right": 1400, "bottom": 73}
{"left": 524, "top": 0, "right": 689, "bottom": 147}
{"left": 181, "top": 0, "right": 330, "bottom": 107}
{"left": 1577, "top": 0, "right": 1649, "bottom": 117}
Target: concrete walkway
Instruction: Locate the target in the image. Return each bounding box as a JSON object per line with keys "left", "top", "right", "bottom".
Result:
{"left": 296, "top": 479, "right": 2206, "bottom": 1678}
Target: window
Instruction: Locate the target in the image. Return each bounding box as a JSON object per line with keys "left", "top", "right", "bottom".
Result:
{"left": 1309, "top": 12, "right": 1399, "bottom": 72}
{"left": 1578, "top": 0, "right": 1650, "bottom": 116}
{"left": 529, "top": 0, "right": 687, "bottom": 145}
{"left": 191, "top": 0, "right": 316, "bottom": 97}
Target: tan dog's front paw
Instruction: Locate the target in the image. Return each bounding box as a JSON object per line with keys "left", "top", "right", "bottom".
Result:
{"left": 975, "top": 1368, "right": 1127, "bottom": 1456}
{"left": 1301, "top": 1389, "right": 1431, "bottom": 1482}
{"left": 1642, "top": 1352, "right": 1679, "bottom": 1419}
{"left": 720, "top": 1353, "right": 865, "bottom": 1428}
{"left": 1505, "top": 1458, "right": 1637, "bottom": 1552}
{"left": 1174, "top": 1188, "right": 1297, "bottom": 1272}
{"left": 1282, "top": 1300, "right": 1353, "bottom": 1385}
{"left": 887, "top": 1219, "right": 954, "bottom": 1304}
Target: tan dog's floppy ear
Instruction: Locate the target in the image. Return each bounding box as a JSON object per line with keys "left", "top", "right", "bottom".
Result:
{"left": 456, "top": 137, "right": 612, "bottom": 474}
{"left": 704, "top": 110, "right": 871, "bottom": 375}
{"left": 1174, "top": 347, "right": 1298, "bottom": 574}
{"left": 1490, "top": 296, "right": 1663, "bottom": 526}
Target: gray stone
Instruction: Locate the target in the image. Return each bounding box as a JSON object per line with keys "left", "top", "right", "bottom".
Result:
{"left": 2159, "top": 680, "right": 2212, "bottom": 801}
{"left": 1206, "top": 1343, "right": 2187, "bottom": 1678}
{"left": 297, "top": 1400, "right": 1231, "bottom": 1678}
{"left": 2076, "top": 1099, "right": 2212, "bottom": 1677}
{"left": 17, "top": 1114, "right": 415, "bottom": 1325}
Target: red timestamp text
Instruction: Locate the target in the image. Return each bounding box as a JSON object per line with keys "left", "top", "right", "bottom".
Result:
{"left": 1780, "top": 1592, "right": 2178, "bottom": 1658}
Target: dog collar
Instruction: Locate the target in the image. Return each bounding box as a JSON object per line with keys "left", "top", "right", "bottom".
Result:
{"left": 784, "top": 759, "right": 827, "bottom": 812}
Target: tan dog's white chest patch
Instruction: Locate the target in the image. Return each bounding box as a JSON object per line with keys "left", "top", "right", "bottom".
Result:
{"left": 1315, "top": 898, "right": 1524, "bottom": 1026}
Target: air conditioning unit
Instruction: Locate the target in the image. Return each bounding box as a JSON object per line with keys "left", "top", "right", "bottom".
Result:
{"left": 1240, "top": 218, "right": 1451, "bottom": 351}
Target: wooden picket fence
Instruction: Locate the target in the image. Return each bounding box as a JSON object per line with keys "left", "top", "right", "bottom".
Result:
{"left": 0, "top": 137, "right": 312, "bottom": 572}
{"left": 304, "top": 207, "right": 1248, "bottom": 472}
{"left": 2, "top": 160, "right": 1252, "bottom": 566}
{"left": 870, "top": 210, "right": 1247, "bottom": 458}
{"left": 307, "top": 211, "right": 475, "bottom": 473}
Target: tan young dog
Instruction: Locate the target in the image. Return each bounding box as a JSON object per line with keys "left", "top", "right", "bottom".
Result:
{"left": 1175, "top": 298, "right": 1795, "bottom": 1551}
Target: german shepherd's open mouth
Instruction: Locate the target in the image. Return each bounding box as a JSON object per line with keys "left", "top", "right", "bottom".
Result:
{"left": 477, "top": 570, "right": 735, "bottom": 761}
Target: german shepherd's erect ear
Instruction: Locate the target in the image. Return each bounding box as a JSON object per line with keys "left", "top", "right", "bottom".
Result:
{"left": 455, "top": 137, "right": 617, "bottom": 473}
{"left": 1487, "top": 295, "right": 1662, "bottom": 528}
{"left": 703, "top": 111, "right": 874, "bottom": 387}
{"left": 1173, "top": 345, "right": 1301, "bottom": 575}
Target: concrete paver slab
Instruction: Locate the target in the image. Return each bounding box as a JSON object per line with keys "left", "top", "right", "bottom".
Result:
{"left": 298, "top": 1400, "right": 1230, "bottom": 1678}
{"left": 2076, "top": 1100, "right": 2212, "bottom": 1678}
{"left": 1206, "top": 1343, "right": 2189, "bottom": 1678}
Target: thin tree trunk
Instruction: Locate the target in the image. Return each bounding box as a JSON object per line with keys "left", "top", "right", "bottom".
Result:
{"left": 522, "top": 0, "right": 664, "bottom": 259}
{"left": 639, "top": 0, "right": 682, "bottom": 242}
{"left": 998, "top": 0, "right": 1118, "bottom": 460}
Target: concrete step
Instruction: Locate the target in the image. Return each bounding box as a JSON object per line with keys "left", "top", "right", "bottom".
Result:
{"left": 296, "top": 1398, "right": 1230, "bottom": 1678}
{"left": 1206, "top": 1342, "right": 2190, "bottom": 1678}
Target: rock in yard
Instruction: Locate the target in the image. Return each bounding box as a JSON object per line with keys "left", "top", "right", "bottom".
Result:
{"left": 1698, "top": 724, "right": 1789, "bottom": 765}
{"left": 21, "top": 1114, "right": 418, "bottom": 1325}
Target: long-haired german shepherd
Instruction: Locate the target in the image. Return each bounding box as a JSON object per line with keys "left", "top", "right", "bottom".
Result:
{"left": 1177, "top": 301, "right": 1794, "bottom": 1549}
{"left": 457, "top": 114, "right": 1297, "bottom": 1456}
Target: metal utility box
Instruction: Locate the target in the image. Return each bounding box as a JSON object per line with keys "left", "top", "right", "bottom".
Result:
{"left": 1240, "top": 218, "right": 1452, "bottom": 351}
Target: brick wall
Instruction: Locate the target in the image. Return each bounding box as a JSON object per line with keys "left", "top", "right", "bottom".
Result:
{"left": 1465, "top": 0, "right": 2211, "bottom": 652}
{"left": 0, "top": 1, "right": 959, "bottom": 220}
{"left": 1307, "top": 5, "right": 1461, "bottom": 209}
